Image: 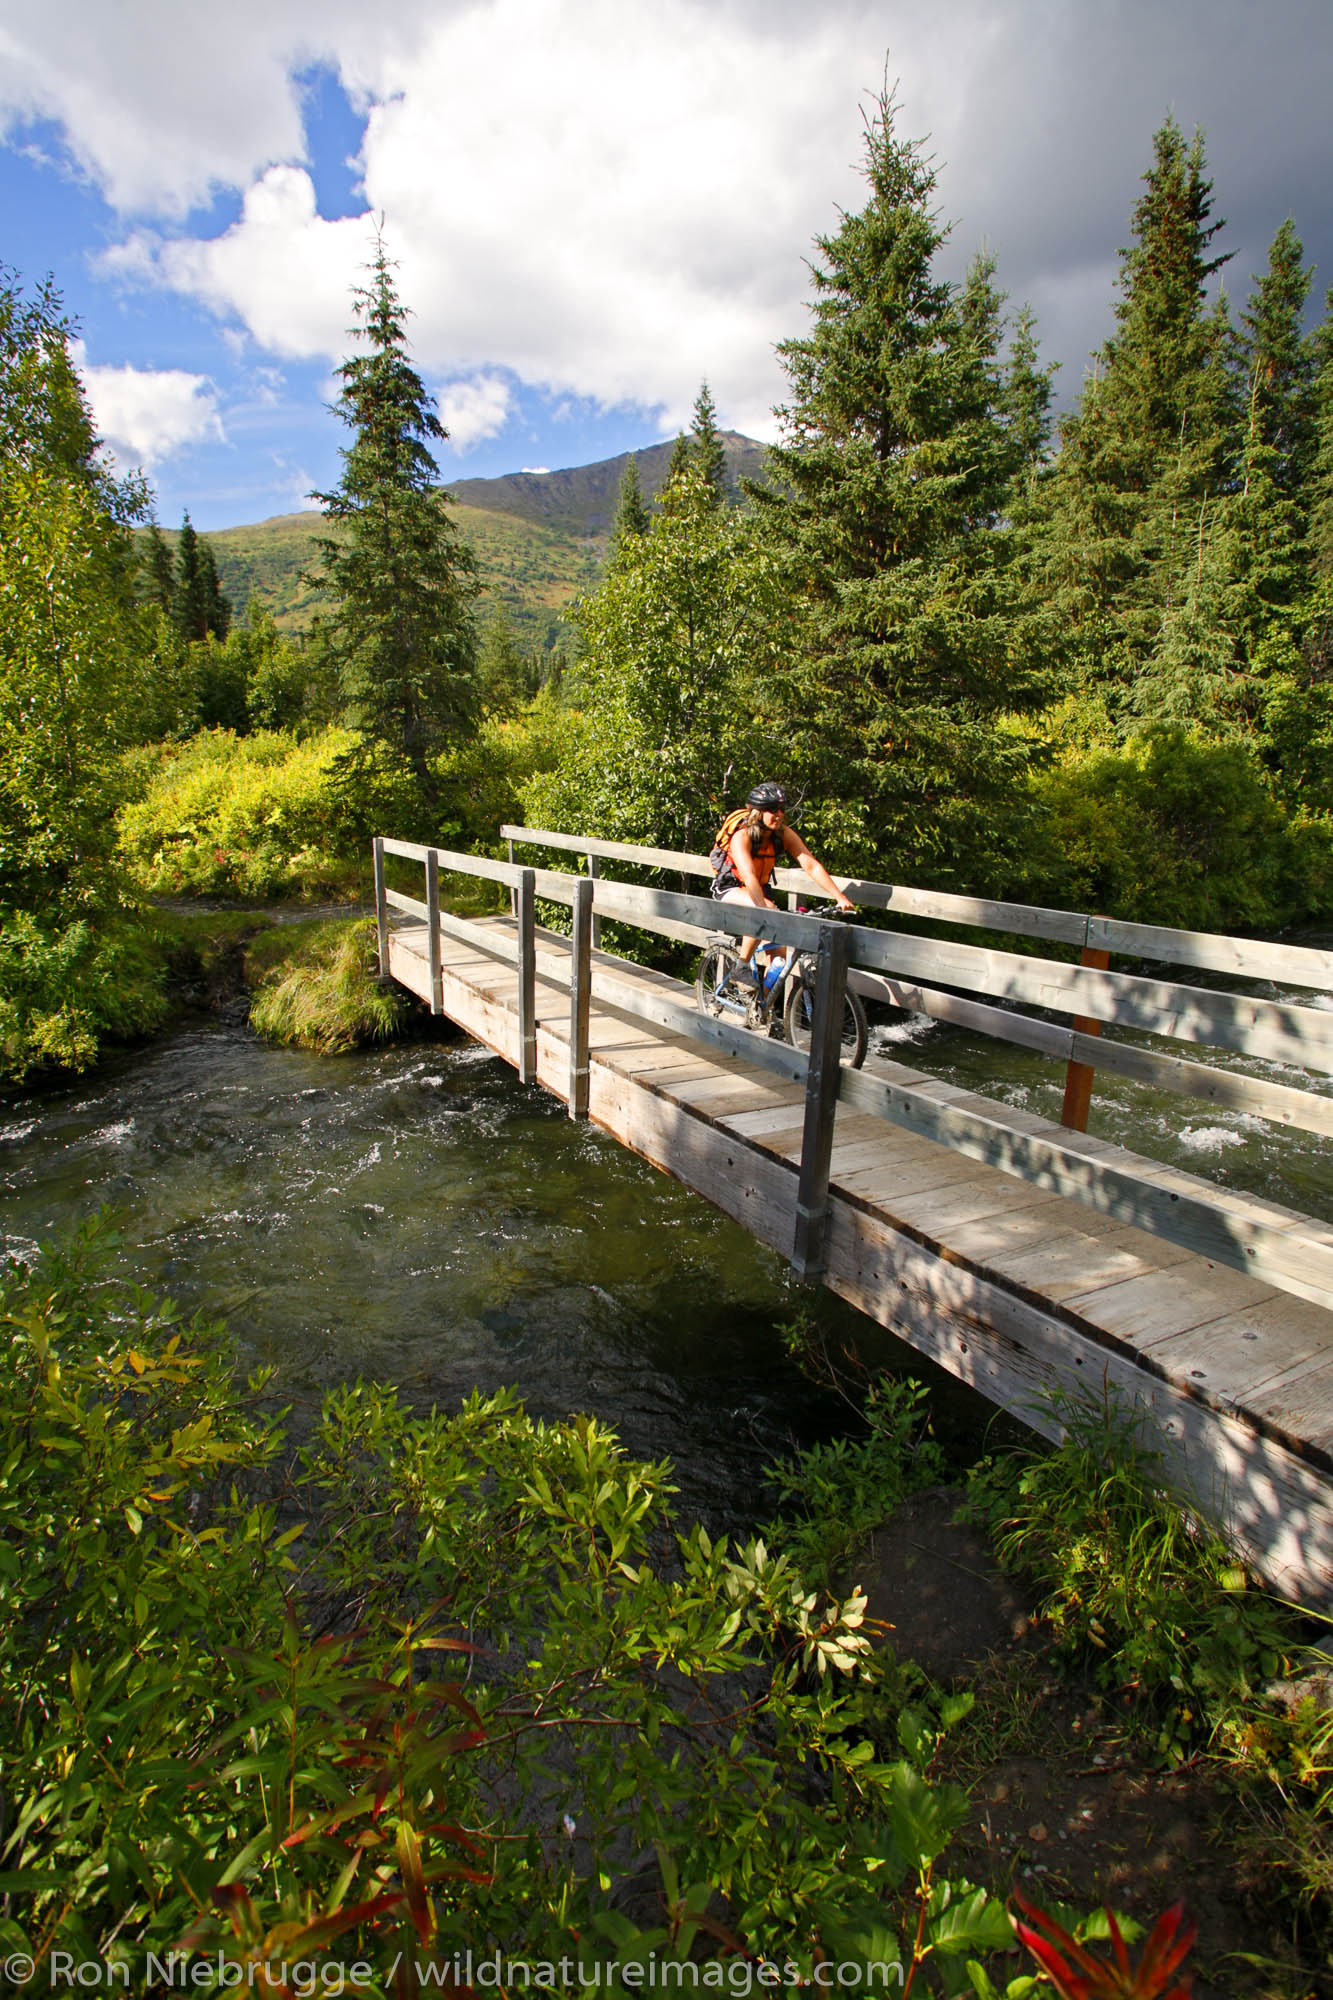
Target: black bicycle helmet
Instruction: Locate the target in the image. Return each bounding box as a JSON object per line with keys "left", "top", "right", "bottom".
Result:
{"left": 746, "top": 781, "right": 786, "bottom": 810}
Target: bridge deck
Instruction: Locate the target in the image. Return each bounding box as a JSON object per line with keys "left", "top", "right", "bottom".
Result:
{"left": 388, "top": 915, "right": 1333, "bottom": 1604}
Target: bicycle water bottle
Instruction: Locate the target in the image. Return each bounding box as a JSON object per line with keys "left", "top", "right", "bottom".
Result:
{"left": 762, "top": 956, "right": 783, "bottom": 993}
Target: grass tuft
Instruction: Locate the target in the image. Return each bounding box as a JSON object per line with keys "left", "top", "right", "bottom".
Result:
{"left": 248, "top": 917, "right": 405, "bottom": 1054}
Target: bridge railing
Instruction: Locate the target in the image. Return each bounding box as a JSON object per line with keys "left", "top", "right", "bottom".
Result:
{"left": 377, "top": 830, "right": 1333, "bottom": 1307}
{"left": 499, "top": 822, "right": 1333, "bottom": 1141}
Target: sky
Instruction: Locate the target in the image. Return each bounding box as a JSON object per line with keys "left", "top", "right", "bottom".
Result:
{"left": 1, "top": 0, "right": 1330, "bottom": 532}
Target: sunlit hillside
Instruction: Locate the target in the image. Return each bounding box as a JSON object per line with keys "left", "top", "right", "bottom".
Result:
{"left": 198, "top": 432, "right": 767, "bottom": 651}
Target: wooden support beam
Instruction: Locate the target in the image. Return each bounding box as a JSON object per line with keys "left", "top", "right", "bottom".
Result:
{"left": 791, "top": 922, "right": 852, "bottom": 1282}
{"left": 426, "top": 848, "right": 443, "bottom": 1015}
{"left": 517, "top": 868, "right": 537, "bottom": 1084}
{"left": 373, "top": 836, "right": 389, "bottom": 978}
{"left": 587, "top": 851, "right": 603, "bottom": 950}
{"left": 569, "top": 876, "right": 593, "bottom": 1119}
{"left": 506, "top": 835, "right": 516, "bottom": 916}
{"left": 1061, "top": 944, "right": 1111, "bottom": 1131}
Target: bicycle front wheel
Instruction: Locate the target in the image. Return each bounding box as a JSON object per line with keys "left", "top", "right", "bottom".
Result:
{"left": 696, "top": 939, "right": 740, "bottom": 1020}
{"left": 782, "top": 966, "right": 869, "bottom": 1069}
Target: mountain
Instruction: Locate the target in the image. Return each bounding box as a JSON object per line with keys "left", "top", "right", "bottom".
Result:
{"left": 200, "top": 431, "right": 768, "bottom": 654}
{"left": 445, "top": 429, "right": 766, "bottom": 536}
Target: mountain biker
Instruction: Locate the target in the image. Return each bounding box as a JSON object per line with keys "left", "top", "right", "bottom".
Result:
{"left": 710, "top": 782, "right": 856, "bottom": 985}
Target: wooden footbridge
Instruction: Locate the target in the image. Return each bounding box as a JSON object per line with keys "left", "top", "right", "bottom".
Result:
{"left": 373, "top": 824, "right": 1333, "bottom": 1608}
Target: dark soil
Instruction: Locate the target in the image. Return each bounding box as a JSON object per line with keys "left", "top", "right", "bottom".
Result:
{"left": 853, "top": 1487, "right": 1327, "bottom": 1998}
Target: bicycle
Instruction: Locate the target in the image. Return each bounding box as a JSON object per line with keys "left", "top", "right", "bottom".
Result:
{"left": 695, "top": 907, "right": 869, "bottom": 1069}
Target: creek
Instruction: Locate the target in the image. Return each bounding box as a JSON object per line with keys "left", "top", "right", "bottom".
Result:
{"left": 0, "top": 1014, "right": 909, "bottom": 1532}
{"left": 4, "top": 947, "right": 1331, "bottom": 1536}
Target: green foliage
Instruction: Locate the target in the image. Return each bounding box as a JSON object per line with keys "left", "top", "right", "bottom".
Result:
{"left": 765, "top": 1380, "right": 947, "bottom": 1591}
{"left": 1014, "top": 720, "right": 1326, "bottom": 929}
{"left": 0, "top": 1227, "right": 1004, "bottom": 1990}
{"left": 310, "top": 245, "right": 480, "bottom": 810}
{"left": 0, "top": 273, "right": 151, "bottom": 913}
{"left": 116, "top": 725, "right": 405, "bottom": 899}
{"left": 525, "top": 462, "right": 783, "bottom": 856}
{"left": 963, "top": 1389, "right": 1298, "bottom": 1762}
{"left": 249, "top": 916, "right": 406, "bottom": 1053}
{"left": 0, "top": 908, "right": 170, "bottom": 1081}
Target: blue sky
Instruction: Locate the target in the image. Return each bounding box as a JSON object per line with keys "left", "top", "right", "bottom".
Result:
{"left": 3, "top": 0, "right": 1331, "bottom": 532}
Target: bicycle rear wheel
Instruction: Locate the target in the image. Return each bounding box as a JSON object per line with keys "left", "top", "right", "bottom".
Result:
{"left": 782, "top": 966, "right": 868, "bottom": 1068}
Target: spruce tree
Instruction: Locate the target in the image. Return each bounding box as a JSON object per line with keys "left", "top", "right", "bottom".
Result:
{"left": 999, "top": 305, "right": 1057, "bottom": 504}
{"left": 610, "top": 453, "right": 650, "bottom": 565}
{"left": 1241, "top": 220, "right": 1316, "bottom": 502}
{"left": 141, "top": 523, "right": 175, "bottom": 616}
{"left": 311, "top": 243, "right": 479, "bottom": 811}
{"left": 173, "top": 513, "right": 209, "bottom": 643}
{"left": 1311, "top": 289, "right": 1333, "bottom": 583}
{"left": 752, "top": 91, "right": 1040, "bottom": 885}
{"left": 664, "top": 434, "right": 691, "bottom": 490}
{"left": 1031, "top": 118, "right": 1236, "bottom": 714}
{"left": 690, "top": 380, "right": 727, "bottom": 508}
{"left": 199, "top": 541, "right": 232, "bottom": 641}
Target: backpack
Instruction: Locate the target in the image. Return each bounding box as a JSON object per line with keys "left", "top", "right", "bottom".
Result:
{"left": 708, "top": 807, "right": 751, "bottom": 874}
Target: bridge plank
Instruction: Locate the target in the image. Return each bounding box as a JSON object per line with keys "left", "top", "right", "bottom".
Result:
{"left": 888, "top": 1177, "right": 1065, "bottom": 1236}
{"left": 836, "top": 1149, "right": 992, "bottom": 1202}
{"left": 986, "top": 1227, "right": 1195, "bottom": 1303}
{"left": 1143, "top": 1298, "right": 1333, "bottom": 1411}
{"left": 1254, "top": 1362, "right": 1333, "bottom": 1454}
{"left": 946, "top": 1204, "right": 1146, "bottom": 1266}
{"left": 1065, "top": 1263, "right": 1279, "bottom": 1346}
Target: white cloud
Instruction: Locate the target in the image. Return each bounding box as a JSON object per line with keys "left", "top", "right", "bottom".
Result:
{"left": 438, "top": 373, "right": 513, "bottom": 451}
{"left": 6, "top": 0, "right": 1333, "bottom": 451}
{"left": 76, "top": 349, "right": 224, "bottom": 467}
{"left": 74, "top": 0, "right": 890, "bottom": 436}
{"left": 104, "top": 165, "right": 377, "bottom": 360}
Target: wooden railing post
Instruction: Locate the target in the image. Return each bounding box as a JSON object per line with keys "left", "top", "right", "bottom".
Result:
{"left": 1060, "top": 939, "right": 1111, "bottom": 1132}
{"left": 587, "top": 851, "right": 602, "bottom": 949}
{"left": 517, "top": 867, "right": 537, "bottom": 1084}
{"left": 568, "top": 875, "right": 593, "bottom": 1119}
{"left": 506, "top": 834, "right": 516, "bottom": 916}
{"left": 426, "top": 848, "right": 443, "bottom": 1015}
{"left": 373, "top": 836, "right": 389, "bottom": 978}
{"left": 791, "top": 922, "right": 851, "bottom": 1282}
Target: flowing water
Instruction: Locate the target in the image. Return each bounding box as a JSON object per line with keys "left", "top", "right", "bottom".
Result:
{"left": 0, "top": 1014, "right": 921, "bottom": 1532}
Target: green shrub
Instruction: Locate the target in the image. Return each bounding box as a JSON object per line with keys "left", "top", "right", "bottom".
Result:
{"left": 964, "top": 1389, "right": 1299, "bottom": 1760}
{"left": 1014, "top": 723, "right": 1326, "bottom": 930}
{"left": 0, "top": 908, "right": 170, "bottom": 1081}
{"left": 765, "top": 1380, "right": 947, "bottom": 1591}
{"left": 116, "top": 726, "right": 414, "bottom": 899}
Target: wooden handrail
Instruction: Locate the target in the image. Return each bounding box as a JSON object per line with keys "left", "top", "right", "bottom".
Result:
{"left": 498, "top": 821, "right": 1333, "bottom": 990}
{"left": 379, "top": 832, "right": 1333, "bottom": 1306}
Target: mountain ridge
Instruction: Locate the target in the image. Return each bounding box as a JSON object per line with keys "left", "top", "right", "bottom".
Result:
{"left": 203, "top": 431, "right": 769, "bottom": 651}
